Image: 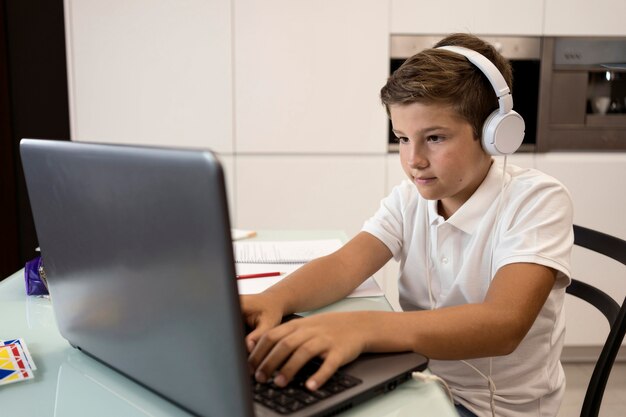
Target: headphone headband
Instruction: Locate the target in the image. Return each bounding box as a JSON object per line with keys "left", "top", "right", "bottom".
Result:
{"left": 437, "top": 45, "right": 513, "bottom": 114}
{"left": 435, "top": 44, "right": 524, "bottom": 155}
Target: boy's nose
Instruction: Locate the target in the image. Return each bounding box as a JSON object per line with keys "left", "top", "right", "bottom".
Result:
{"left": 407, "top": 145, "right": 428, "bottom": 169}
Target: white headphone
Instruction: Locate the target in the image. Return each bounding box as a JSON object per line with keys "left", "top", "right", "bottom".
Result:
{"left": 437, "top": 45, "right": 525, "bottom": 156}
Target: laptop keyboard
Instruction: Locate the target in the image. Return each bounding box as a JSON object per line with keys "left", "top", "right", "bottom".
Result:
{"left": 251, "top": 360, "right": 362, "bottom": 414}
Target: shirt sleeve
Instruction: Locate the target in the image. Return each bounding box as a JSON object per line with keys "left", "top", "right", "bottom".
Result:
{"left": 361, "top": 181, "right": 412, "bottom": 261}
{"left": 493, "top": 175, "right": 574, "bottom": 289}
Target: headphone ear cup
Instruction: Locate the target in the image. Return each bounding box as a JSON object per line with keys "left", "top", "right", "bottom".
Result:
{"left": 481, "top": 110, "right": 525, "bottom": 156}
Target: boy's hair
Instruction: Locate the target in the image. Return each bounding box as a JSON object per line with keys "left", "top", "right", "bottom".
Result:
{"left": 380, "top": 33, "right": 513, "bottom": 140}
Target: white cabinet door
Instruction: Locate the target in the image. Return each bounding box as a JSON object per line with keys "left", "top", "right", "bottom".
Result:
{"left": 65, "top": 0, "right": 233, "bottom": 152}
{"left": 536, "top": 152, "right": 626, "bottom": 346}
{"left": 234, "top": 0, "right": 389, "bottom": 154}
{"left": 381, "top": 154, "right": 404, "bottom": 310}
{"left": 544, "top": 0, "right": 626, "bottom": 36}
{"left": 386, "top": 153, "right": 406, "bottom": 194}
{"left": 219, "top": 154, "right": 236, "bottom": 224}
{"left": 390, "top": 0, "right": 543, "bottom": 35}
{"left": 235, "top": 155, "right": 386, "bottom": 239}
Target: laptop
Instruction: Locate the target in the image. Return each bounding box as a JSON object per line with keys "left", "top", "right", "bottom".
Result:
{"left": 20, "top": 139, "right": 428, "bottom": 417}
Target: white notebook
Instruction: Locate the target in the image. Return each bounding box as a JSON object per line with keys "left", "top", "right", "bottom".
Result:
{"left": 233, "top": 239, "right": 342, "bottom": 264}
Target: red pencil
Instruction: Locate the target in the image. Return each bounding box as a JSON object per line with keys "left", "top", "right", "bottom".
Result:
{"left": 236, "top": 271, "right": 284, "bottom": 280}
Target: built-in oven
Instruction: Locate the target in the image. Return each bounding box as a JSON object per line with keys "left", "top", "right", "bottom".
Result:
{"left": 537, "top": 37, "right": 626, "bottom": 151}
{"left": 388, "top": 35, "right": 541, "bottom": 153}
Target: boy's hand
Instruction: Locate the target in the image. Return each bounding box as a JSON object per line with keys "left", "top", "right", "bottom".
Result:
{"left": 240, "top": 293, "right": 284, "bottom": 352}
{"left": 248, "top": 312, "right": 366, "bottom": 391}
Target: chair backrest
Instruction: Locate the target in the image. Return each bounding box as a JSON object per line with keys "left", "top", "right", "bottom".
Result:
{"left": 567, "top": 225, "right": 626, "bottom": 417}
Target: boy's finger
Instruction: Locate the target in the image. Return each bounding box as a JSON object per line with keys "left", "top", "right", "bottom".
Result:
{"left": 248, "top": 324, "right": 292, "bottom": 373}
{"left": 273, "top": 340, "right": 321, "bottom": 387}
{"left": 246, "top": 308, "right": 285, "bottom": 344}
{"left": 307, "top": 354, "right": 342, "bottom": 391}
{"left": 245, "top": 320, "right": 275, "bottom": 352}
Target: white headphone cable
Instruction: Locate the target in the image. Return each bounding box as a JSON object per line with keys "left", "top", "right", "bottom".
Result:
{"left": 426, "top": 211, "right": 435, "bottom": 310}
{"left": 412, "top": 370, "right": 454, "bottom": 403}
{"left": 460, "top": 359, "right": 498, "bottom": 417}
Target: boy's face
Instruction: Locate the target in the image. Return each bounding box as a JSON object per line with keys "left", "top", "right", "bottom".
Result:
{"left": 390, "top": 102, "right": 492, "bottom": 218}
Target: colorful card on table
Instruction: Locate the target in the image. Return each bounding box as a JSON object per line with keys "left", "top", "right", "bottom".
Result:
{"left": 1, "top": 338, "right": 36, "bottom": 370}
{"left": 0, "top": 339, "right": 36, "bottom": 386}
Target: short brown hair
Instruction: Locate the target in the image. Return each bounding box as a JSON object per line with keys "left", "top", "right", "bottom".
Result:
{"left": 380, "top": 33, "right": 513, "bottom": 139}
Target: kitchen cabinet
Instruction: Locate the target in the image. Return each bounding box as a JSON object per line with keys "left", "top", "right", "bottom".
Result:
{"left": 219, "top": 155, "right": 236, "bottom": 223}
{"left": 234, "top": 155, "right": 386, "bottom": 238}
{"left": 64, "top": 0, "right": 233, "bottom": 152}
{"left": 234, "top": 0, "right": 389, "bottom": 154}
{"left": 544, "top": 0, "right": 626, "bottom": 36}
{"left": 390, "top": 0, "right": 543, "bottom": 36}
{"left": 536, "top": 153, "right": 626, "bottom": 347}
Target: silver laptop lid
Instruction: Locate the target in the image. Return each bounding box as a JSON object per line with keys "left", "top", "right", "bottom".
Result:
{"left": 21, "top": 139, "right": 253, "bottom": 417}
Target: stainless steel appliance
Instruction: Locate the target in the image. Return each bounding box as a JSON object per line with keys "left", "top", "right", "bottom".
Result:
{"left": 537, "top": 37, "right": 626, "bottom": 151}
{"left": 388, "top": 35, "right": 541, "bottom": 152}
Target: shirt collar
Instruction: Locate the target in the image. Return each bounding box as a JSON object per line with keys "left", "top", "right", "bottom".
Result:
{"left": 427, "top": 160, "right": 508, "bottom": 234}
{"left": 427, "top": 199, "right": 441, "bottom": 226}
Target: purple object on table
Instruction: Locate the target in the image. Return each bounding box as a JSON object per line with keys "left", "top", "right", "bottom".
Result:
{"left": 24, "top": 256, "right": 49, "bottom": 296}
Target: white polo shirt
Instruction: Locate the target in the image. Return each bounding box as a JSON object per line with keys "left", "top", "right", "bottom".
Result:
{"left": 362, "top": 161, "right": 573, "bottom": 417}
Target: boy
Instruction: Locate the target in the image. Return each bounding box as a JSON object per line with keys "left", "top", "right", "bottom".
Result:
{"left": 242, "top": 33, "right": 573, "bottom": 417}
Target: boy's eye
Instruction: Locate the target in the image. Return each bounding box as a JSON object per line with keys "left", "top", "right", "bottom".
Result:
{"left": 396, "top": 136, "right": 410, "bottom": 144}
{"left": 427, "top": 135, "right": 444, "bottom": 143}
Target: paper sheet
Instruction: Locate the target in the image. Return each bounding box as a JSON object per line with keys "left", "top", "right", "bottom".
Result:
{"left": 234, "top": 239, "right": 342, "bottom": 263}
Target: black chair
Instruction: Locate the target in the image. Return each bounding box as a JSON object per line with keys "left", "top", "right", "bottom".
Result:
{"left": 566, "top": 225, "right": 626, "bottom": 417}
